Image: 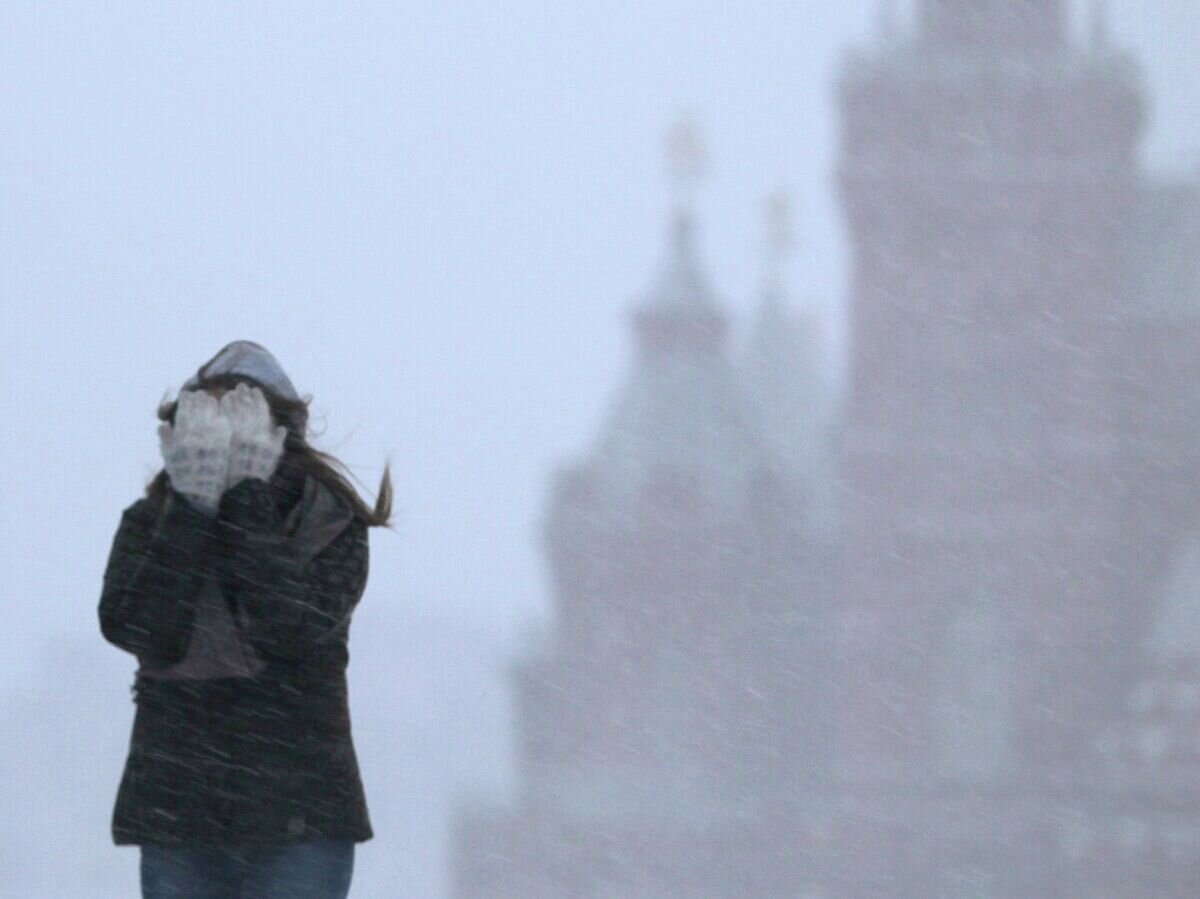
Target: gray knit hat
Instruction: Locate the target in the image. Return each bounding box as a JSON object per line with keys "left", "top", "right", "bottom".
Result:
{"left": 182, "top": 340, "right": 300, "bottom": 401}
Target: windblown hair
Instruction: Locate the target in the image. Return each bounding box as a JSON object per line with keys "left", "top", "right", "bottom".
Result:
{"left": 145, "top": 371, "right": 394, "bottom": 529}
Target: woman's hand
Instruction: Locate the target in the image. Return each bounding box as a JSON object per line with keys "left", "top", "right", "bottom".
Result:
{"left": 221, "top": 382, "right": 288, "bottom": 490}
{"left": 157, "top": 390, "right": 234, "bottom": 516}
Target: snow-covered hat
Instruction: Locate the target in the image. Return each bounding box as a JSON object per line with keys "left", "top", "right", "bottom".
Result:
{"left": 182, "top": 340, "right": 300, "bottom": 401}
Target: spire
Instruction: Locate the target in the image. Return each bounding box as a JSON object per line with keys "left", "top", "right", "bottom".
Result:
{"left": 740, "top": 190, "right": 836, "bottom": 533}
{"left": 1089, "top": 0, "right": 1111, "bottom": 54}
{"left": 642, "top": 116, "right": 719, "bottom": 313}
{"left": 581, "top": 120, "right": 764, "bottom": 522}
{"left": 647, "top": 206, "right": 713, "bottom": 308}
{"left": 761, "top": 188, "right": 795, "bottom": 314}
{"left": 664, "top": 114, "right": 708, "bottom": 225}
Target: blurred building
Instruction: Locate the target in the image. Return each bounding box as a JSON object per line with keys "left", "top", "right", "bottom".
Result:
{"left": 450, "top": 1, "right": 1200, "bottom": 895}
{"left": 448, "top": 183, "right": 841, "bottom": 895}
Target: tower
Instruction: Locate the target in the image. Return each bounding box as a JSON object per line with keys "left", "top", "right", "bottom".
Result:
{"left": 834, "top": 0, "right": 1145, "bottom": 889}
{"left": 449, "top": 126, "right": 833, "bottom": 897}
{"left": 738, "top": 190, "right": 836, "bottom": 536}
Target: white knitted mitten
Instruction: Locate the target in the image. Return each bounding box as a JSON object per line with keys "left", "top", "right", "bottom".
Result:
{"left": 158, "top": 390, "right": 234, "bottom": 516}
{"left": 221, "top": 382, "right": 287, "bottom": 489}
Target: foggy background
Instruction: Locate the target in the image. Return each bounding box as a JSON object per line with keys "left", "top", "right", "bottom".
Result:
{"left": 0, "top": 2, "right": 1197, "bottom": 896}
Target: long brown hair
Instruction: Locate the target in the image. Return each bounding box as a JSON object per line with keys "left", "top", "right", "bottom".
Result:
{"left": 146, "top": 371, "right": 394, "bottom": 529}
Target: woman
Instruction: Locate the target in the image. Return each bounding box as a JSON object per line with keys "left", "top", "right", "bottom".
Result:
{"left": 98, "top": 340, "right": 392, "bottom": 899}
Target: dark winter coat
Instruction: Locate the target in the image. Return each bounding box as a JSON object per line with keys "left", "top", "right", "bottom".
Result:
{"left": 98, "top": 469, "right": 373, "bottom": 847}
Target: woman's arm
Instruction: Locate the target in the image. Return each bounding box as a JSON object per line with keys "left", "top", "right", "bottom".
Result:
{"left": 214, "top": 478, "right": 369, "bottom": 663}
{"left": 97, "top": 489, "right": 217, "bottom": 661}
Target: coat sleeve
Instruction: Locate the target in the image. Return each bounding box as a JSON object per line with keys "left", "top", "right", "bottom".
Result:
{"left": 214, "top": 478, "right": 369, "bottom": 663}
{"left": 98, "top": 488, "right": 218, "bottom": 661}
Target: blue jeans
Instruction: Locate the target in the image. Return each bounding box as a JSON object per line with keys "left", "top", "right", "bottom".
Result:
{"left": 140, "top": 839, "right": 354, "bottom": 899}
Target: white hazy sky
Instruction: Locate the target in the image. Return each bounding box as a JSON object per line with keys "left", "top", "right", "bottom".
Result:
{"left": 0, "top": 2, "right": 1196, "bottom": 896}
